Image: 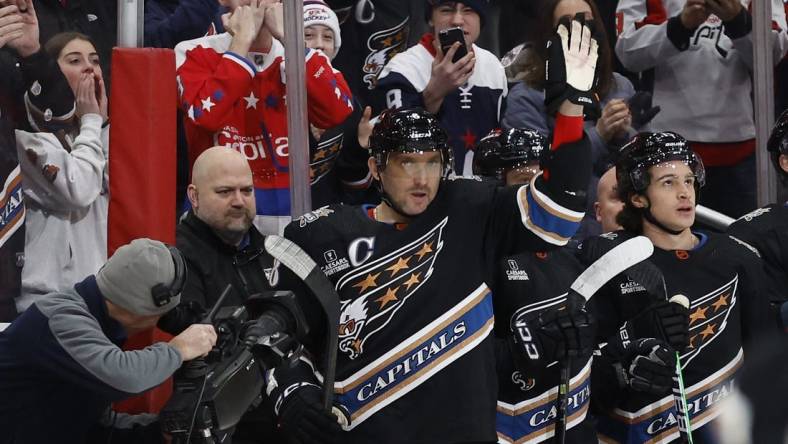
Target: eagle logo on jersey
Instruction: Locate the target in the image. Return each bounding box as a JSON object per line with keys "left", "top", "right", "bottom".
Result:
{"left": 335, "top": 217, "right": 448, "bottom": 359}
{"left": 362, "top": 17, "right": 409, "bottom": 90}
{"left": 310, "top": 132, "right": 343, "bottom": 185}
{"left": 680, "top": 275, "right": 738, "bottom": 368}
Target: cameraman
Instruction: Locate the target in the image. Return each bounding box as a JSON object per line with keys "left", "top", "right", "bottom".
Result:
{"left": 0, "top": 238, "right": 217, "bottom": 444}
{"left": 162, "top": 146, "right": 341, "bottom": 443}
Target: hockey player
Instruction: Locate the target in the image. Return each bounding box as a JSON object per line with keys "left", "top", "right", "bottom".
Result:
{"left": 727, "top": 109, "right": 788, "bottom": 323}
{"left": 283, "top": 14, "right": 599, "bottom": 442}
{"left": 588, "top": 131, "right": 776, "bottom": 443}
{"left": 493, "top": 247, "right": 597, "bottom": 443}
{"left": 375, "top": 0, "right": 507, "bottom": 176}
{"left": 472, "top": 128, "right": 545, "bottom": 186}
{"left": 175, "top": 0, "right": 354, "bottom": 234}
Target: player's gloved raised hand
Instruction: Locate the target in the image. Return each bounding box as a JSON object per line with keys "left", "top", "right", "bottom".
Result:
{"left": 266, "top": 354, "right": 346, "bottom": 444}
{"left": 544, "top": 13, "right": 600, "bottom": 118}
{"left": 622, "top": 300, "right": 690, "bottom": 352}
{"left": 607, "top": 337, "right": 676, "bottom": 395}
{"left": 509, "top": 294, "right": 596, "bottom": 371}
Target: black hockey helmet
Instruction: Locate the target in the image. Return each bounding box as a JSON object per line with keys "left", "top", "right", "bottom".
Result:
{"left": 472, "top": 128, "right": 546, "bottom": 180}
{"left": 767, "top": 109, "right": 788, "bottom": 181}
{"left": 615, "top": 131, "right": 705, "bottom": 196}
{"left": 369, "top": 107, "right": 453, "bottom": 178}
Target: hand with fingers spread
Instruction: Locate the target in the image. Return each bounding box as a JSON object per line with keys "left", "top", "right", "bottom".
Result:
{"left": 544, "top": 13, "right": 600, "bottom": 117}
{"left": 680, "top": 0, "right": 710, "bottom": 29}
{"left": 75, "top": 73, "right": 100, "bottom": 118}
{"left": 4, "top": 0, "right": 37, "bottom": 56}
{"left": 0, "top": 3, "right": 23, "bottom": 49}
{"left": 596, "top": 99, "right": 632, "bottom": 142}
{"left": 422, "top": 39, "right": 476, "bottom": 114}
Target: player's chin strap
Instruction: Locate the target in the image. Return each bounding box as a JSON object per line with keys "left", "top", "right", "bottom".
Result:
{"left": 641, "top": 198, "right": 684, "bottom": 236}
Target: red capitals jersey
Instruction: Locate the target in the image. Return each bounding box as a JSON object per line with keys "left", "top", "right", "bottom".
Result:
{"left": 175, "top": 34, "right": 354, "bottom": 226}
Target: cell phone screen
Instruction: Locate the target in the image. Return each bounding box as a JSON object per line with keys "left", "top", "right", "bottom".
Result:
{"left": 438, "top": 27, "right": 468, "bottom": 63}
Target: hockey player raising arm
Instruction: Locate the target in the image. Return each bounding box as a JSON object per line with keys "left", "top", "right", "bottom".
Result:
{"left": 279, "top": 14, "right": 599, "bottom": 444}
{"left": 586, "top": 132, "right": 778, "bottom": 443}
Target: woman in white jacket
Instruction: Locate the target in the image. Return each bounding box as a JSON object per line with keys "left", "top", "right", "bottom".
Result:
{"left": 15, "top": 32, "right": 109, "bottom": 312}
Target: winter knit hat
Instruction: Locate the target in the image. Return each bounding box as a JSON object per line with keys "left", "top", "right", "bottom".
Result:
{"left": 97, "top": 238, "right": 183, "bottom": 316}
{"left": 425, "top": 0, "right": 488, "bottom": 26}
{"left": 304, "top": 0, "right": 342, "bottom": 57}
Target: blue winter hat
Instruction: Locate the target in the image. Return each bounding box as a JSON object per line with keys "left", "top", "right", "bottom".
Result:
{"left": 425, "top": 0, "right": 488, "bottom": 26}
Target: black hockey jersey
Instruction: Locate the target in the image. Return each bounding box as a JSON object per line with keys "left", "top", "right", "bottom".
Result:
{"left": 727, "top": 203, "right": 788, "bottom": 304}
{"left": 493, "top": 249, "right": 597, "bottom": 444}
{"left": 284, "top": 175, "right": 586, "bottom": 443}
{"left": 582, "top": 231, "right": 775, "bottom": 444}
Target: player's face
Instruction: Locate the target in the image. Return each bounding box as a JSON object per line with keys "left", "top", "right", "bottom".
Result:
{"left": 594, "top": 167, "right": 624, "bottom": 232}
{"left": 57, "top": 38, "right": 102, "bottom": 96}
{"left": 378, "top": 151, "right": 443, "bottom": 216}
{"left": 190, "top": 160, "right": 256, "bottom": 245}
{"left": 305, "top": 25, "right": 336, "bottom": 59}
{"left": 780, "top": 154, "right": 788, "bottom": 174}
{"left": 504, "top": 162, "right": 541, "bottom": 186}
{"left": 429, "top": 2, "right": 481, "bottom": 47}
{"left": 637, "top": 161, "right": 697, "bottom": 232}
{"left": 553, "top": 0, "right": 593, "bottom": 26}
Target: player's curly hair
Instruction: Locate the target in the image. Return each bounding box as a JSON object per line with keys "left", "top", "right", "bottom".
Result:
{"left": 615, "top": 169, "right": 645, "bottom": 234}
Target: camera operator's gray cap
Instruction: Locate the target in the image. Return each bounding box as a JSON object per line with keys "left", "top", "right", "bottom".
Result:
{"left": 96, "top": 238, "right": 181, "bottom": 316}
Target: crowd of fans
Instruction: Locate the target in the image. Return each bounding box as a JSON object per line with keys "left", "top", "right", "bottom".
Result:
{"left": 1, "top": 0, "right": 788, "bottom": 442}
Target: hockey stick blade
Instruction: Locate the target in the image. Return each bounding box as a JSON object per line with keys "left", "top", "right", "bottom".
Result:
{"left": 571, "top": 236, "right": 654, "bottom": 301}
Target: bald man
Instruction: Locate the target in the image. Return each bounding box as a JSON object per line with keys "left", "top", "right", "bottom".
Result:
{"left": 161, "top": 145, "right": 341, "bottom": 442}
{"left": 594, "top": 166, "right": 624, "bottom": 233}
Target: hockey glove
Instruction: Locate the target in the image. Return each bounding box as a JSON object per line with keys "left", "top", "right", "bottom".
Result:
{"left": 607, "top": 337, "right": 676, "bottom": 395}
{"left": 621, "top": 300, "right": 690, "bottom": 352}
{"left": 266, "top": 355, "right": 346, "bottom": 444}
{"left": 510, "top": 297, "right": 596, "bottom": 370}
{"left": 544, "top": 13, "right": 600, "bottom": 118}
{"left": 627, "top": 91, "right": 661, "bottom": 129}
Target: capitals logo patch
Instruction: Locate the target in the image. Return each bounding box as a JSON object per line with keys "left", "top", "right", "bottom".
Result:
{"left": 680, "top": 275, "right": 738, "bottom": 368}
{"left": 297, "top": 206, "right": 335, "bottom": 227}
{"left": 336, "top": 217, "right": 447, "bottom": 359}
{"left": 362, "top": 17, "right": 409, "bottom": 90}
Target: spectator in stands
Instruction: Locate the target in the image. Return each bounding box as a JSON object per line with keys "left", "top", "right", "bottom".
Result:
{"left": 376, "top": 0, "right": 507, "bottom": 176}
{"left": 144, "top": 0, "right": 222, "bottom": 48}
{"left": 594, "top": 165, "right": 623, "bottom": 233}
{"left": 502, "top": 0, "right": 640, "bottom": 239}
{"left": 175, "top": 0, "right": 354, "bottom": 234}
{"left": 615, "top": 0, "right": 788, "bottom": 218}
{"left": 0, "top": 0, "right": 80, "bottom": 320}
{"left": 15, "top": 31, "right": 109, "bottom": 312}
{"left": 0, "top": 238, "right": 217, "bottom": 444}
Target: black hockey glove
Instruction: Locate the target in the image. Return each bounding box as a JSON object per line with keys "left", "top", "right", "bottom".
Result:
{"left": 627, "top": 91, "right": 661, "bottom": 129}
{"left": 544, "top": 13, "right": 600, "bottom": 119}
{"left": 606, "top": 337, "right": 676, "bottom": 395}
{"left": 621, "top": 300, "right": 690, "bottom": 352}
{"left": 510, "top": 296, "right": 596, "bottom": 370}
{"left": 266, "top": 355, "right": 346, "bottom": 444}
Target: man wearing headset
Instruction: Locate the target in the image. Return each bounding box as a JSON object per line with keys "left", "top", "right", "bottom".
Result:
{"left": 0, "top": 238, "right": 217, "bottom": 444}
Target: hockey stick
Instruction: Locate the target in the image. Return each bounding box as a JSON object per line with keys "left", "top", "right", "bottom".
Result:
{"left": 669, "top": 294, "right": 694, "bottom": 444}
{"left": 554, "top": 236, "right": 654, "bottom": 443}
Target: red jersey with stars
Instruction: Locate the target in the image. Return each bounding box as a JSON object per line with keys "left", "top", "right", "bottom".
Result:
{"left": 175, "top": 33, "right": 354, "bottom": 219}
